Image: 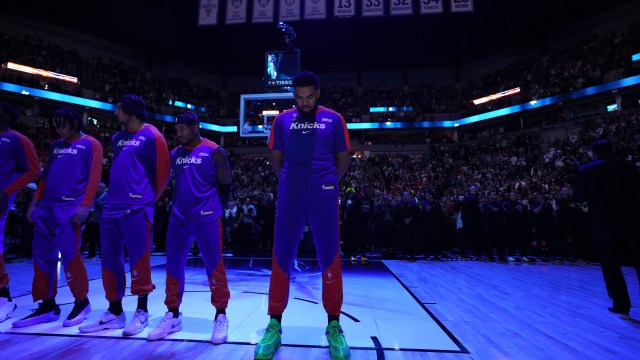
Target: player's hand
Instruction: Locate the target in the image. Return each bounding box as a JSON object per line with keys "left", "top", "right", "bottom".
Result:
{"left": 0, "top": 192, "right": 8, "bottom": 217}
{"left": 72, "top": 205, "right": 92, "bottom": 225}
{"left": 26, "top": 203, "right": 38, "bottom": 223}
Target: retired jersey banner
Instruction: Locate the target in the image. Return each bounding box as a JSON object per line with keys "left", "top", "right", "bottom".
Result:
{"left": 450, "top": 0, "right": 473, "bottom": 12}
{"left": 334, "top": 0, "right": 356, "bottom": 17}
{"left": 280, "top": 0, "right": 301, "bottom": 21}
{"left": 421, "top": 0, "right": 443, "bottom": 14}
{"left": 362, "top": 0, "right": 384, "bottom": 17}
{"left": 226, "top": 0, "right": 248, "bottom": 24}
{"left": 253, "top": 0, "right": 275, "bottom": 23}
{"left": 198, "top": 0, "right": 219, "bottom": 25}
{"left": 390, "top": 0, "right": 413, "bottom": 16}
{"left": 304, "top": 0, "right": 327, "bottom": 19}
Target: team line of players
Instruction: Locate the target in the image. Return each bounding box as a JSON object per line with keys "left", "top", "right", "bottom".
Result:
{"left": 0, "top": 71, "right": 353, "bottom": 360}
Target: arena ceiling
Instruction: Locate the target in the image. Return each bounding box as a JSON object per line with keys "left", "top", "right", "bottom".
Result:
{"left": 4, "top": 0, "right": 638, "bottom": 76}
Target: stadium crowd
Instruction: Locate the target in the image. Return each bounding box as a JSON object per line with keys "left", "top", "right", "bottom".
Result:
{"left": 2, "top": 19, "right": 640, "bottom": 264}
{"left": 2, "top": 21, "right": 639, "bottom": 123}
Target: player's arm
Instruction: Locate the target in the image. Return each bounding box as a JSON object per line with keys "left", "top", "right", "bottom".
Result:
{"left": 26, "top": 178, "right": 45, "bottom": 223}
{"left": 154, "top": 132, "right": 171, "bottom": 201}
{"left": 73, "top": 138, "right": 103, "bottom": 224}
{"left": 334, "top": 113, "right": 351, "bottom": 182}
{"left": 214, "top": 147, "right": 232, "bottom": 207}
{"left": 270, "top": 150, "right": 283, "bottom": 181}
{"left": 1, "top": 135, "right": 40, "bottom": 216}
{"left": 267, "top": 115, "right": 283, "bottom": 180}
{"left": 335, "top": 151, "right": 349, "bottom": 182}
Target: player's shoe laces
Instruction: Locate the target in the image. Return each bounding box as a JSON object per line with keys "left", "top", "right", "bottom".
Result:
{"left": 123, "top": 309, "right": 149, "bottom": 336}
{"left": 147, "top": 312, "right": 182, "bottom": 341}
{"left": 12, "top": 302, "right": 61, "bottom": 328}
{"left": 0, "top": 297, "right": 17, "bottom": 323}
{"left": 254, "top": 318, "right": 282, "bottom": 359}
{"left": 63, "top": 298, "right": 91, "bottom": 327}
{"left": 211, "top": 314, "right": 229, "bottom": 344}
{"left": 326, "top": 320, "right": 351, "bottom": 360}
{"left": 78, "top": 310, "right": 126, "bottom": 333}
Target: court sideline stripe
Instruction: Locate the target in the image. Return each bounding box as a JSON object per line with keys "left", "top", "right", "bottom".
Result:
{"left": 380, "top": 261, "right": 470, "bottom": 354}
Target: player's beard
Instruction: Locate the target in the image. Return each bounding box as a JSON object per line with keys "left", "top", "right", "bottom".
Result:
{"left": 299, "top": 104, "right": 318, "bottom": 117}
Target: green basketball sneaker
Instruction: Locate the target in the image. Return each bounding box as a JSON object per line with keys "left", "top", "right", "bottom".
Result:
{"left": 326, "top": 320, "right": 351, "bottom": 360}
{"left": 254, "top": 318, "right": 282, "bottom": 360}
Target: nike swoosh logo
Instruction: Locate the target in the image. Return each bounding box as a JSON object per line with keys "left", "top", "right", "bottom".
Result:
{"left": 171, "top": 323, "right": 180, "bottom": 329}
{"left": 99, "top": 319, "right": 112, "bottom": 325}
{"left": 302, "top": 130, "right": 311, "bottom": 134}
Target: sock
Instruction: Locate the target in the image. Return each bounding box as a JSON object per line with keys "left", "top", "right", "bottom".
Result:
{"left": 42, "top": 298, "right": 57, "bottom": 310}
{"left": 168, "top": 307, "right": 179, "bottom": 318}
{"left": 271, "top": 314, "right": 282, "bottom": 324}
{"left": 0, "top": 287, "right": 11, "bottom": 301}
{"left": 108, "top": 300, "right": 124, "bottom": 315}
{"left": 328, "top": 314, "right": 339, "bottom": 325}
{"left": 137, "top": 295, "right": 148, "bottom": 312}
{"left": 215, "top": 308, "right": 226, "bottom": 320}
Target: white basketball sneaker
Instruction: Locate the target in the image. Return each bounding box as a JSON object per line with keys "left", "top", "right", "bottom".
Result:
{"left": 122, "top": 309, "right": 149, "bottom": 336}
{"left": 211, "top": 314, "right": 229, "bottom": 344}
{"left": 147, "top": 312, "right": 182, "bottom": 341}
{"left": 0, "top": 297, "right": 17, "bottom": 323}
{"left": 79, "top": 310, "right": 126, "bottom": 333}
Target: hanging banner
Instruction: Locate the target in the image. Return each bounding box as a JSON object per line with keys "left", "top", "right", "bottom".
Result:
{"left": 280, "top": 0, "right": 301, "bottom": 21}
{"left": 226, "top": 0, "right": 248, "bottom": 24}
{"left": 198, "top": 0, "right": 219, "bottom": 25}
{"left": 334, "top": 0, "right": 356, "bottom": 17}
{"left": 304, "top": 0, "right": 327, "bottom": 19}
{"left": 420, "top": 0, "right": 443, "bottom": 14}
{"left": 450, "top": 0, "right": 473, "bottom": 12}
{"left": 362, "top": 0, "right": 384, "bottom": 17}
{"left": 253, "top": 0, "right": 275, "bottom": 23}
{"left": 390, "top": 0, "right": 413, "bottom": 16}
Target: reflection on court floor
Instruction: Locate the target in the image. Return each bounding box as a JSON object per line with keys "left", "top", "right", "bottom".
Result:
{"left": 2, "top": 257, "right": 466, "bottom": 354}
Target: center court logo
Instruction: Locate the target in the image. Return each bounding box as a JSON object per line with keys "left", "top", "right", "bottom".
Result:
{"left": 176, "top": 156, "right": 202, "bottom": 165}
{"left": 290, "top": 122, "right": 325, "bottom": 130}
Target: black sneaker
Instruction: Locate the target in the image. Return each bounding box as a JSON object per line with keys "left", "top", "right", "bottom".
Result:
{"left": 12, "top": 302, "right": 61, "bottom": 328}
{"left": 608, "top": 307, "right": 631, "bottom": 320}
{"left": 63, "top": 298, "right": 92, "bottom": 327}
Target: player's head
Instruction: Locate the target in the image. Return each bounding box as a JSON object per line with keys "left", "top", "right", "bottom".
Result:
{"left": 116, "top": 94, "right": 146, "bottom": 124}
{"left": 0, "top": 100, "right": 20, "bottom": 129}
{"left": 590, "top": 139, "right": 613, "bottom": 158}
{"left": 52, "top": 108, "right": 84, "bottom": 140}
{"left": 292, "top": 71, "right": 320, "bottom": 116}
{"left": 174, "top": 112, "right": 200, "bottom": 146}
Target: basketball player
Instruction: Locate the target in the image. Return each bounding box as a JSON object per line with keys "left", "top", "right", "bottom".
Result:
{"left": 146, "top": 112, "right": 232, "bottom": 343}
{"left": 0, "top": 101, "right": 39, "bottom": 323}
{"left": 255, "top": 71, "right": 351, "bottom": 360}
{"left": 12, "top": 108, "right": 102, "bottom": 328}
{"left": 80, "top": 94, "right": 170, "bottom": 336}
